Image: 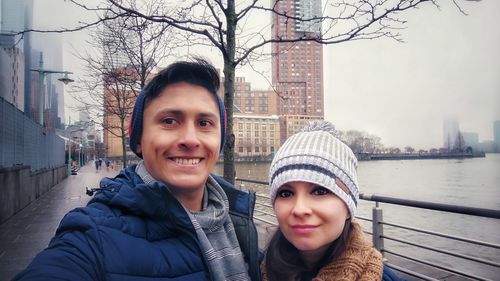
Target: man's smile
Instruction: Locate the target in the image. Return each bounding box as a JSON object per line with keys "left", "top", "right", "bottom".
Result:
{"left": 169, "top": 157, "right": 203, "bottom": 165}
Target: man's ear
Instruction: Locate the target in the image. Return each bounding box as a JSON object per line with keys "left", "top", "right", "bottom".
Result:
{"left": 136, "top": 143, "right": 142, "bottom": 154}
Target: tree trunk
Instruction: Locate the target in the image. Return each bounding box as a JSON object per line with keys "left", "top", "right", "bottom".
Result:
{"left": 120, "top": 118, "right": 128, "bottom": 168}
{"left": 223, "top": 0, "right": 236, "bottom": 184}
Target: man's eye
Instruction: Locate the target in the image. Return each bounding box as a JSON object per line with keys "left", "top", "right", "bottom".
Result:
{"left": 277, "top": 190, "right": 293, "bottom": 198}
{"left": 162, "top": 118, "right": 177, "bottom": 125}
{"left": 312, "top": 187, "right": 331, "bottom": 196}
{"left": 199, "top": 120, "right": 212, "bottom": 127}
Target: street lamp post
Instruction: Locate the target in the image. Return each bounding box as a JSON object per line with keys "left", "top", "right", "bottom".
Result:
{"left": 79, "top": 144, "right": 83, "bottom": 167}
{"left": 30, "top": 52, "right": 74, "bottom": 126}
{"left": 67, "top": 126, "right": 84, "bottom": 175}
{"left": 67, "top": 127, "right": 72, "bottom": 175}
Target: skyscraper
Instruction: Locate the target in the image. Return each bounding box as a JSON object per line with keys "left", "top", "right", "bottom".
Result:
{"left": 0, "top": 0, "right": 32, "bottom": 112}
{"left": 494, "top": 120, "right": 500, "bottom": 152}
{"left": 443, "top": 117, "right": 459, "bottom": 151}
{"left": 271, "top": 0, "right": 324, "bottom": 142}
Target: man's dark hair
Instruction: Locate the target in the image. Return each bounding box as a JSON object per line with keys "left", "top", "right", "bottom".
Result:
{"left": 143, "top": 58, "right": 220, "bottom": 104}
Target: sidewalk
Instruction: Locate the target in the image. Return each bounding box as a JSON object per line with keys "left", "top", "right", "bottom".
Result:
{"left": 0, "top": 164, "right": 118, "bottom": 280}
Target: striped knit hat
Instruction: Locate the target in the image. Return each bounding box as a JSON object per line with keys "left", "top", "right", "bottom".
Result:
{"left": 269, "top": 120, "right": 359, "bottom": 218}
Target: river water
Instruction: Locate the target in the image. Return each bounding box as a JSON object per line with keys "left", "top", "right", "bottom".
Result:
{"left": 215, "top": 153, "right": 500, "bottom": 280}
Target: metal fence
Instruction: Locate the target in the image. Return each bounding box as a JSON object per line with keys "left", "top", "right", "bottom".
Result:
{"left": 0, "top": 97, "right": 65, "bottom": 171}
{"left": 234, "top": 177, "right": 500, "bottom": 281}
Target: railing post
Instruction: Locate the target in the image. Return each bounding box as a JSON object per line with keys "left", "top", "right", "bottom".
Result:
{"left": 372, "top": 202, "right": 385, "bottom": 256}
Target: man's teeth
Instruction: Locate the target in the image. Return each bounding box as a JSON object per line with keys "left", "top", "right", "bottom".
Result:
{"left": 174, "top": 158, "right": 200, "bottom": 165}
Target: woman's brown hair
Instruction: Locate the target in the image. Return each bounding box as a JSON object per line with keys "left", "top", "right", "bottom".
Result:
{"left": 265, "top": 219, "right": 353, "bottom": 281}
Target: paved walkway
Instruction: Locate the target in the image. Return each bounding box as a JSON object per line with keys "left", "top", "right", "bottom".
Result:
{"left": 0, "top": 164, "right": 118, "bottom": 280}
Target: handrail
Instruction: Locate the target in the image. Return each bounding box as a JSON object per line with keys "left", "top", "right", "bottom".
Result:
{"left": 384, "top": 250, "right": 495, "bottom": 281}
{"left": 382, "top": 235, "right": 500, "bottom": 267}
{"left": 380, "top": 221, "right": 500, "bottom": 249}
{"left": 359, "top": 193, "right": 500, "bottom": 219}
{"left": 235, "top": 177, "right": 267, "bottom": 185}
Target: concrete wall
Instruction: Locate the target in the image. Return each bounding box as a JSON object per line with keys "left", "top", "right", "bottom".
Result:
{"left": 0, "top": 165, "right": 67, "bottom": 224}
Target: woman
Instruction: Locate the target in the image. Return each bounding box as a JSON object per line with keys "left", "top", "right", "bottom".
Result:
{"left": 263, "top": 120, "right": 402, "bottom": 281}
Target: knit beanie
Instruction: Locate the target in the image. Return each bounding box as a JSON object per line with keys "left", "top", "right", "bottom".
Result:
{"left": 269, "top": 120, "right": 359, "bottom": 218}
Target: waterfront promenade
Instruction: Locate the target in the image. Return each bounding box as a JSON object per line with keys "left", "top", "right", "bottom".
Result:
{"left": 0, "top": 164, "right": 117, "bottom": 280}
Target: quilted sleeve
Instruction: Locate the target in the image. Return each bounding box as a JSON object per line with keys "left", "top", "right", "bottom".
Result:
{"left": 13, "top": 208, "right": 104, "bottom": 281}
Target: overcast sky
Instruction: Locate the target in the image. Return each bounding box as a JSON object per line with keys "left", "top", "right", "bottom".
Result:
{"left": 324, "top": 1, "right": 500, "bottom": 150}
{"left": 37, "top": 0, "right": 499, "bottom": 150}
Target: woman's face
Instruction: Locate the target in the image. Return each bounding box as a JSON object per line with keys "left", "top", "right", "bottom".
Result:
{"left": 274, "top": 180, "right": 350, "bottom": 262}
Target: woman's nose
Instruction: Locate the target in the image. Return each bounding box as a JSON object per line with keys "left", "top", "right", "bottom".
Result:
{"left": 291, "top": 195, "right": 312, "bottom": 216}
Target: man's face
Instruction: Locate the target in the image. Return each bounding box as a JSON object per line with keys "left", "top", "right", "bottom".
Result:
{"left": 137, "top": 82, "right": 221, "bottom": 205}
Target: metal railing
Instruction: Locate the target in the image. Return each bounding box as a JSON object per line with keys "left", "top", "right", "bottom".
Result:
{"left": 234, "top": 177, "right": 500, "bottom": 281}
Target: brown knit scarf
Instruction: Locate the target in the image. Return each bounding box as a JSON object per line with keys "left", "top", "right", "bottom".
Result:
{"left": 262, "top": 221, "right": 383, "bottom": 281}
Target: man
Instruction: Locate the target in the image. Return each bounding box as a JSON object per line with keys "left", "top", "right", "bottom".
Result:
{"left": 15, "top": 59, "right": 261, "bottom": 281}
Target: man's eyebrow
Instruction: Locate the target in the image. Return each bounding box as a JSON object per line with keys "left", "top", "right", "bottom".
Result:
{"left": 155, "top": 109, "right": 183, "bottom": 117}
{"left": 154, "top": 109, "right": 219, "bottom": 120}
{"left": 198, "top": 112, "right": 219, "bottom": 120}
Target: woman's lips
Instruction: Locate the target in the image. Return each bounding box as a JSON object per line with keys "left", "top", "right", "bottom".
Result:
{"left": 290, "top": 224, "right": 318, "bottom": 235}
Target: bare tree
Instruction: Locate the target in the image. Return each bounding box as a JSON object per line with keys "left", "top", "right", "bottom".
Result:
{"left": 338, "top": 130, "right": 384, "bottom": 154}
{"left": 404, "top": 146, "right": 415, "bottom": 153}
{"left": 71, "top": 7, "right": 176, "bottom": 167}
{"left": 51, "top": 0, "right": 469, "bottom": 183}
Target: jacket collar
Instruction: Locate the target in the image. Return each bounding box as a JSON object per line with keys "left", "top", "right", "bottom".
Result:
{"left": 91, "top": 165, "right": 254, "bottom": 219}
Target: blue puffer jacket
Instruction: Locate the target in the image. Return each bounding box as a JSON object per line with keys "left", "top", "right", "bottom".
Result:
{"left": 14, "top": 166, "right": 262, "bottom": 281}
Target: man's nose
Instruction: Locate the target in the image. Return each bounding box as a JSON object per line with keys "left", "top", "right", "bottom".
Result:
{"left": 179, "top": 123, "right": 201, "bottom": 149}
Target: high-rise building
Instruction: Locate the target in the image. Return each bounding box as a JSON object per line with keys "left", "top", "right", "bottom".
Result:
{"left": 0, "top": 34, "right": 25, "bottom": 111}
{"left": 443, "top": 117, "right": 459, "bottom": 151}
{"left": 233, "top": 114, "right": 281, "bottom": 158}
{"left": 494, "top": 120, "right": 500, "bottom": 152}
{"left": 271, "top": 0, "right": 324, "bottom": 142}
{"left": 462, "top": 132, "right": 479, "bottom": 152}
{"left": 102, "top": 21, "right": 133, "bottom": 69}
{"left": 228, "top": 77, "right": 279, "bottom": 115}
{"left": 0, "top": 0, "right": 32, "bottom": 112}
{"left": 80, "top": 111, "right": 90, "bottom": 123}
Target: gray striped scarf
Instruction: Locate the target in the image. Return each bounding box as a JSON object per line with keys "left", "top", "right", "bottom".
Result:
{"left": 186, "top": 176, "right": 249, "bottom": 281}
{"left": 135, "top": 162, "right": 249, "bottom": 281}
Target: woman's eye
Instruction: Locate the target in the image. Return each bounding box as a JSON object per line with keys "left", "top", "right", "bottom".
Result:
{"left": 312, "top": 187, "right": 331, "bottom": 196}
{"left": 277, "top": 190, "right": 293, "bottom": 198}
